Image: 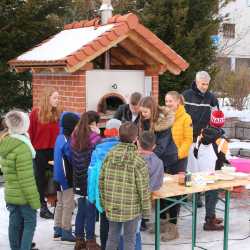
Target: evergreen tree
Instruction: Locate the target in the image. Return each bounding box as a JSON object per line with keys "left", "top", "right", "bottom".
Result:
{"left": 0, "top": 0, "right": 70, "bottom": 114}
{"left": 141, "top": 0, "right": 220, "bottom": 102}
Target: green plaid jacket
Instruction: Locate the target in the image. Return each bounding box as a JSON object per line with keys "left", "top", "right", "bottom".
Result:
{"left": 99, "top": 143, "right": 151, "bottom": 222}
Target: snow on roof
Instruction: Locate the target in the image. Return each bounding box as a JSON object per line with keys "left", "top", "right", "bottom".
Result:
{"left": 17, "top": 24, "right": 114, "bottom": 61}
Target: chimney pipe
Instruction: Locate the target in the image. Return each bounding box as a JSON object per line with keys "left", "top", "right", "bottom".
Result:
{"left": 100, "top": 0, "right": 113, "bottom": 69}
{"left": 100, "top": 0, "right": 113, "bottom": 25}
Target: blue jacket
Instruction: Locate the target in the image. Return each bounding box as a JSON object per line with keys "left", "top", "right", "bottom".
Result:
{"left": 88, "top": 137, "right": 120, "bottom": 212}
{"left": 53, "top": 112, "right": 79, "bottom": 191}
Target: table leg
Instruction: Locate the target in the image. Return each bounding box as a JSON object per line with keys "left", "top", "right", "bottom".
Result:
{"left": 192, "top": 193, "right": 197, "bottom": 250}
{"left": 223, "top": 190, "right": 230, "bottom": 250}
{"left": 155, "top": 199, "right": 160, "bottom": 250}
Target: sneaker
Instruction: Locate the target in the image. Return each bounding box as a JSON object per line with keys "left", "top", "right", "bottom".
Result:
{"left": 61, "top": 229, "right": 76, "bottom": 243}
{"left": 86, "top": 239, "right": 101, "bottom": 250}
{"left": 53, "top": 227, "right": 62, "bottom": 241}
{"left": 31, "top": 242, "right": 39, "bottom": 250}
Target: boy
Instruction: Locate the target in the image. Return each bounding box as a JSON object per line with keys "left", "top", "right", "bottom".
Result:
{"left": 53, "top": 112, "right": 79, "bottom": 241}
{"left": 100, "top": 122, "right": 151, "bottom": 250}
{"left": 0, "top": 110, "right": 40, "bottom": 250}
{"left": 138, "top": 131, "right": 164, "bottom": 231}
{"left": 194, "top": 109, "right": 229, "bottom": 230}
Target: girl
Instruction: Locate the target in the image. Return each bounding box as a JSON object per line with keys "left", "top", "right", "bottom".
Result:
{"left": 71, "top": 111, "right": 102, "bottom": 250}
{"left": 29, "top": 87, "right": 61, "bottom": 219}
{"left": 162, "top": 91, "right": 193, "bottom": 241}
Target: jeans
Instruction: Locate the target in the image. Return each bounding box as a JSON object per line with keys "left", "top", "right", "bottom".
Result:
{"left": 100, "top": 213, "right": 141, "bottom": 250}
{"left": 205, "top": 190, "right": 218, "bottom": 219}
{"left": 75, "top": 197, "right": 96, "bottom": 240}
{"left": 106, "top": 216, "right": 140, "bottom": 250}
{"left": 7, "top": 204, "right": 37, "bottom": 250}
{"left": 54, "top": 188, "right": 74, "bottom": 230}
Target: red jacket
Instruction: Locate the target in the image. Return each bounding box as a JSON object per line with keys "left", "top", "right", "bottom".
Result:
{"left": 29, "top": 108, "right": 59, "bottom": 150}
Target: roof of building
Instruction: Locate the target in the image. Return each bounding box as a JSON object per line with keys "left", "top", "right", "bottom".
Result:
{"left": 9, "top": 13, "right": 189, "bottom": 75}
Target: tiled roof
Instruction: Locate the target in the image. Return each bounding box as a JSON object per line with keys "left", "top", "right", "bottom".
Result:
{"left": 9, "top": 13, "right": 189, "bottom": 75}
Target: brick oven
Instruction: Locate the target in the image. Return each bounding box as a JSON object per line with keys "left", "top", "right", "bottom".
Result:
{"left": 9, "top": 1, "right": 189, "bottom": 121}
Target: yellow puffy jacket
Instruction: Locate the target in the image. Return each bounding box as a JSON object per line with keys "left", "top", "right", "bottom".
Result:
{"left": 172, "top": 105, "right": 193, "bottom": 159}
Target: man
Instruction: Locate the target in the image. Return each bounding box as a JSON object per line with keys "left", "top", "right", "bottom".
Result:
{"left": 183, "top": 71, "right": 219, "bottom": 207}
{"left": 183, "top": 71, "right": 219, "bottom": 142}
{"left": 114, "top": 92, "right": 142, "bottom": 124}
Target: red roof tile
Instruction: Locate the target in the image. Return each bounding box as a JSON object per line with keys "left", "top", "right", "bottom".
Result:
{"left": 9, "top": 13, "right": 189, "bottom": 74}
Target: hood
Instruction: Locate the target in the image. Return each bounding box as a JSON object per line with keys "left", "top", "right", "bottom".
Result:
{"left": 59, "top": 112, "right": 80, "bottom": 137}
{"left": 201, "top": 127, "right": 225, "bottom": 145}
{"left": 0, "top": 136, "right": 23, "bottom": 158}
{"left": 154, "top": 106, "right": 175, "bottom": 132}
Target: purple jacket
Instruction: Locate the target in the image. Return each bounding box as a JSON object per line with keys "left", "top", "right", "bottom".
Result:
{"left": 71, "top": 131, "right": 101, "bottom": 196}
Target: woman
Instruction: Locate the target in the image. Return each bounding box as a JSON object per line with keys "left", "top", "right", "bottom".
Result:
{"left": 162, "top": 91, "right": 193, "bottom": 241}
{"left": 29, "top": 87, "right": 61, "bottom": 219}
{"left": 71, "top": 111, "right": 102, "bottom": 250}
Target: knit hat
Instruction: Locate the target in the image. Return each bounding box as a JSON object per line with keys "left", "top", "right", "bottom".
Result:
{"left": 5, "top": 110, "right": 30, "bottom": 135}
{"left": 104, "top": 118, "right": 122, "bottom": 137}
{"left": 61, "top": 112, "right": 79, "bottom": 137}
{"left": 210, "top": 110, "right": 225, "bottom": 128}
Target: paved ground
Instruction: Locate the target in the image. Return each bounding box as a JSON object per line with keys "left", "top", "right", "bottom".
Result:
{"left": 1, "top": 187, "right": 250, "bottom": 250}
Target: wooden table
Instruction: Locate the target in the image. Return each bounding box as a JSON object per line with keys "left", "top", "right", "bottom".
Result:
{"left": 152, "top": 173, "right": 250, "bottom": 250}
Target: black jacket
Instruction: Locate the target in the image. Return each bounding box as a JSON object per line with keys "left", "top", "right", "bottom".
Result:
{"left": 114, "top": 104, "right": 139, "bottom": 124}
{"left": 183, "top": 81, "right": 219, "bottom": 142}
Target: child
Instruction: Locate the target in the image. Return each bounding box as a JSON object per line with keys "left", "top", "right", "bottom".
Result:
{"left": 0, "top": 110, "right": 40, "bottom": 250}
{"left": 53, "top": 112, "right": 79, "bottom": 242}
{"left": 138, "top": 131, "right": 164, "bottom": 192}
{"left": 71, "top": 111, "right": 102, "bottom": 250}
{"left": 100, "top": 122, "right": 151, "bottom": 250}
{"left": 88, "top": 118, "right": 121, "bottom": 250}
{"left": 194, "top": 109, "right": 229, "bottom": 231}
{"left": 137, "top": 131, "right": 164, "bottom": 232}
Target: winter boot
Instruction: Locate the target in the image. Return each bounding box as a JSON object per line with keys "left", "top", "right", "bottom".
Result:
{"left": 74, "top": 237, "right": 86, "bottom": 250}
{"left": 211, "top": 215, "right": 223, "bottom": 224}
{"left": 53, "top": 227, "right": 62, "bottom": 241}
{"left": 148, "top": 218, "right": 169, "bottom": 234}
{"left": 40, "top": 205, "right": 54, "bottom": 219}
{"left": 86, "top": 239, "right": 101, "bottom": 250}
{"left": 203, "top": 218, "right": 224, "bottom": 231}
{"left": 61, "top": 229, "right": 76, "bottom": 243}
{"left": 161, "top": 223, "right": 179, "bottom": 242}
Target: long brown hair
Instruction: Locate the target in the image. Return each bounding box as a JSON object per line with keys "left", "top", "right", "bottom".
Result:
{"left": 72, "top": 111, "right": 100, "bottom": 151}
{"left": 38, "top": 87, "right": 61, "bottom": 123}
{"left": 139, "top": 96, "right": 160, "bottom": 131}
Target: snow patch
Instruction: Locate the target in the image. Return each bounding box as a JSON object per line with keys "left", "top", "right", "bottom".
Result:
{"left": 17, "top": 24, "right": 114, "bottom": 61}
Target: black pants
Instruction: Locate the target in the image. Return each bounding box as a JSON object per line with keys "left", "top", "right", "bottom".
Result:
{"left": 34, "top": 149, "right": 54, "bottom": 206}
{"left": 100, "top": 212, "right": 109, "bottom": 250}
{"left": 160, "top": 158, "right": 187, "bottom": 224}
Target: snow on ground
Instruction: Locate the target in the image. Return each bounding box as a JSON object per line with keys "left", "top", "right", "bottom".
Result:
{"left": 1, "top": 187, "right": 250, "bottom": 250}
{"left": 229, "top": 140, "right": 250, "bottom": 149}
{"left": 219, "top": 97, "right": 250, "bottom": 122}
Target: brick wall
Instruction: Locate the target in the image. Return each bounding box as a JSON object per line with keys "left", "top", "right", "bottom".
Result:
{"left": 32, "top": 71, "right": 86, "bottom": 113}
{"left": 151, "top": 75, "right": 159, "bottom": 103}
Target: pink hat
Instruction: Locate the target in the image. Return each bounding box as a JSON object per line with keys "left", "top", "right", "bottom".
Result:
{"left": 210, "top": 110, "right": 225, "bottom": 128}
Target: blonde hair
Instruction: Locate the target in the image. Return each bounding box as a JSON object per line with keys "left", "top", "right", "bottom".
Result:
{"left": 165, "top": 91, "right": 185, "bottom": 105}
{"left": 38, "top": 87, "right": 61, "bottom": 123}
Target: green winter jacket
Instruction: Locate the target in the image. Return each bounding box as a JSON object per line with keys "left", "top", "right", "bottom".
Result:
{"left": 0, "top": 136, "right": 40, "bottom": 209}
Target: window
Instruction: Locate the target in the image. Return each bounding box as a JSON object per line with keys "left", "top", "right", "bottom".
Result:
{"left": 222, "top": 23, "right": 235, "bottom": 38}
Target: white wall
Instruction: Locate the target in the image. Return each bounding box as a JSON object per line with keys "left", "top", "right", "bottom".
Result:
{"left": 218, "top": 0, "right": 250, "bottom": 58}
{"left": 86, "top": 70, "right": 151, "bottom": 111}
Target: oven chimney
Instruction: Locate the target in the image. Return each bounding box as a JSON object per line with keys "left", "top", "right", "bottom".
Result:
{"left": 100, "top": 0, "right": 113, "bottom": 25}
